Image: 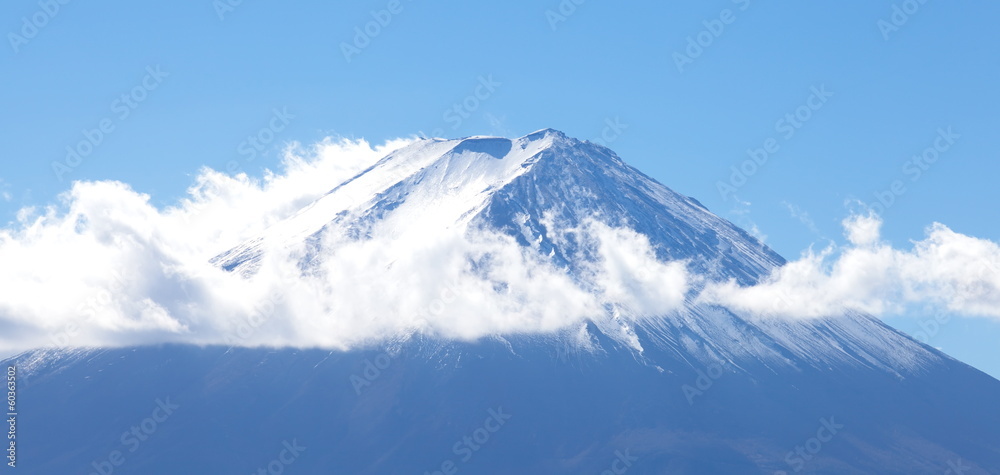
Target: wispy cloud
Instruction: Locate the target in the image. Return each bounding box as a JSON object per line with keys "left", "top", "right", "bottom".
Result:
{"left": 781, "top": 201, "right": 821, "bottom": 236}
{"left": 0, "top": 178, "right": 11, "bottom": 202}
{"left": 728, "top": 198, "right": 767, "bottom": 243}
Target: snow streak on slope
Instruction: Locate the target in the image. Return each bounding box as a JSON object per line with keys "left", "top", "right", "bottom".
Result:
{"left": 473, "top": 129, "right": 784, "bottom": 286}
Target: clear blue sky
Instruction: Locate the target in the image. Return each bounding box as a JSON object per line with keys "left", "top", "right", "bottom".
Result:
{"left": 3, "top": 1, "right": 999, "bottom": 376}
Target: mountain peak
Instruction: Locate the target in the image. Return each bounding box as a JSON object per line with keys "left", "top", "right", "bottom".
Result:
{"left": 415, "top": 129, "right": 571, "bottom": 161}
{"left": 447, "top": 129, "right": 573, "bottom": 158}
{"left": 216, "top": 129, "right": 784, "bottom": 287}
{"left": 522, "top": 128, "right": 570, "bottom": 142}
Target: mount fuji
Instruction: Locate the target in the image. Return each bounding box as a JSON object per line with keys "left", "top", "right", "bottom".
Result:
{"left": 6, "top": 129, "right": 1000, "bottom": 474}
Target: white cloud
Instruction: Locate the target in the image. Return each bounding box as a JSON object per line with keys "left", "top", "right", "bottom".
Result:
{"left": 1, "top": 135, "right": 998, "bottom": 356}
{"left": 699, "top": 213, "right": 1000, "bottom": 320}
{"left": 582, "top": 221, "right": 691, "bottom": 317}
{"left": 0, "top": 137, "right": 692, "bottom": 354}
{"left": 843, "top": 213, "right": 881, "bottom": 247}
{"left": 0, "top": 138, "right": 411, "bottom": 353}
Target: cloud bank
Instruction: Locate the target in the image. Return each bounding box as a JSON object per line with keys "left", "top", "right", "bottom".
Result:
{"left": 700, "top": 213, "right": 1000, "bottom": 319}
{"left": 0, "top": 137, "right": 998, "bottom": 354}
{"left": 0, "top": 137, "right": 691, "bottom": 354}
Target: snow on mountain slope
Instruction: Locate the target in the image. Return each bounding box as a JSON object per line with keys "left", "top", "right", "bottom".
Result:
{"left": 214, "top": 130, "right": 783, "bottom": 283}
{"left": 212, "top": 132, "right": 555, "bottom": 274}
{"left": 207, "top": 129, "right": 942, "bottom": 377}
{"left": 6, "top": 130, "right": 1000, "bottom": 474}
{"left": 474, "top": 129, "right": 784, "bottom": 285}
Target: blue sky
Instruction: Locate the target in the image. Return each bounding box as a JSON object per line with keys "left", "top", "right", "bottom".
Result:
{"left": 3, "top": 1, "right": 999, "bottom": 376}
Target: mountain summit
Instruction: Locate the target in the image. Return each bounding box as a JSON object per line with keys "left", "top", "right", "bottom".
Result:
{"left": 208, "top": 129, "right": 931, "bottom": 372}
{"left": 7, "top": 130, "right": 1000, "bottom": 474}
{"left": 214, "top": 129, "right": 782, "bottom": 285}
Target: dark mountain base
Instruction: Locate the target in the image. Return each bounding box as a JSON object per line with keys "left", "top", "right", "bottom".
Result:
{"left": 7, "top": 340, "right": 1000, "bottom": 474}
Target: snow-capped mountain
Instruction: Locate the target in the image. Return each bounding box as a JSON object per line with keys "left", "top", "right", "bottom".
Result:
{"left": 214, "top": 129, "right": 781, "bottom": 284}
{"left": 210, "top": 129, "right": 937, "bottom": 374}
{"left": 6, "top": 129, "right": 1000, "bottom": 474}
